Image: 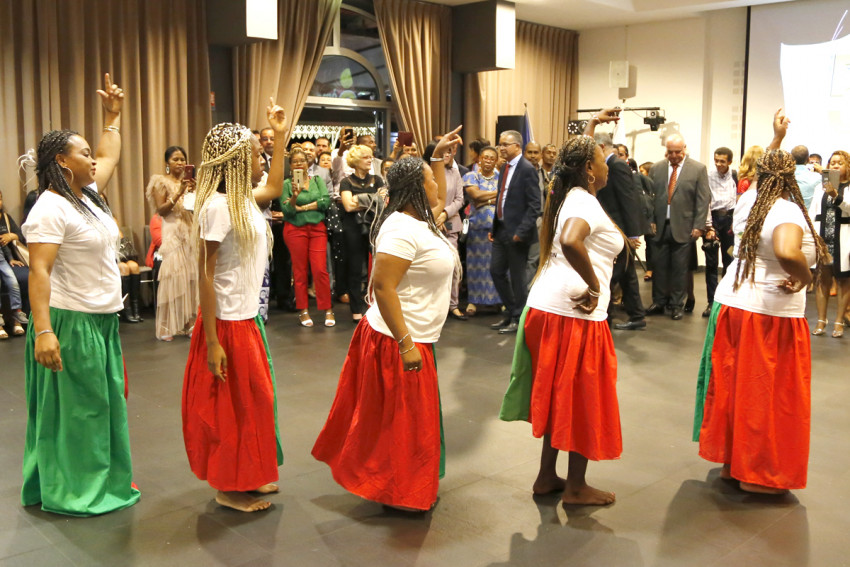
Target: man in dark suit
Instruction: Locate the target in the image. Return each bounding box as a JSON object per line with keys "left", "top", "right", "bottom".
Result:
{"left": 489, "top": 129, "right": 542, "bottom": 333}
{"left": 647, "top": 134, "right": 710, "bottom": 320}
{"left": 590, "top": 131, "right": 647, "bottom": 330}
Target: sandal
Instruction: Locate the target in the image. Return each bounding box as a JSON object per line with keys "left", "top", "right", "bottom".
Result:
{"left": 299, "top": 310, "right": 314, "bottom": 328}
{"left": 465, "top": 304, "right": 477, "bottom": 317}
{"left": 833, "top": 322, "right": 844, "bottom": 338}
{"left": 12, "top": 323, "right": 24, "bottom": 336}
{"left": 324, "top": 311, "right": 336, "bottom": 327}
{"left": 0, "top": 327, "right": 8, "bottom": 340}
{"left": 644, "top": 271, "right": 653, "bottom": 282}
{"left": 812, "top": 319, "right": 828, "bottom": 336}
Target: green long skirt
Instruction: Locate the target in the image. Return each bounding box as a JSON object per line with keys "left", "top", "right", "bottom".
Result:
{"left": 22, "top": 307, "right": 140, "bottom": 516}
{"left": 693, "top": 302, "right": 722, "bottom": 442}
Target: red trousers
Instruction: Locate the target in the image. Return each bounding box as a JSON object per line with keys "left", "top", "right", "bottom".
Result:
{"left": 283, "top": 222, "right": 332, "bottom": 310}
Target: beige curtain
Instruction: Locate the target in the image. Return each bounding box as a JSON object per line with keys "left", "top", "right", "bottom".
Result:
{"left": 232, "top": 0, "right": 341, "bottom": 144}
{"left": 464, "top": 21, "right": 578, "bottom": 150}
{"left": 0, "top": 0, "right": 211, "bottom": 244}
{"left": 374, "top": 0, "right": 451, "bottom": 150}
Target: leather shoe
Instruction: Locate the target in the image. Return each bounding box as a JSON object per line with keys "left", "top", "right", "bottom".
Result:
{"left": 614, "top": 319, "right": 647, "bottom": 331}
{"left": 702, "top": 304, "right": 713, "bottom": 318}
{"left": 449, "top": 308, "right": 468, "bottom": 321}
{"left": 498, "top": 320, "right": 519, "bottom": 334}
{"left": 490, "top": 316, "right": 512, "bottom": 330}
{"left": 671, "top": 307, "right": 684, "bottom": 320}
{"left": 684, "top": 298, "right": 695, "bottom": 313}
{"left": 646, "top": 303, "right": 665, "bottom": 316}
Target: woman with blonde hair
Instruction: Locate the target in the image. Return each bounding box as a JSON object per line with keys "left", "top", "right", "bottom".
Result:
{"left": 737, "top": 145, "right": 764, "bottom": 195}
{"left": 339, "top": 144, "right": 386, "bottom": 321}
{"left": 146, "top": 146, "right": 197, "bottom": 340}
{"left": 182, "top": 99, "right": 287, "bottom": 513}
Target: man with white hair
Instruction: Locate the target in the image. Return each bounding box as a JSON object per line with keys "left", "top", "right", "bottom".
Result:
{"left": 646, "top": 134, "right": 710, "bottom": 320}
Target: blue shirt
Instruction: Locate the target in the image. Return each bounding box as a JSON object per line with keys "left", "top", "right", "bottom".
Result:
{"left": 795, "top": 165, "right": 822, "bottom": 211}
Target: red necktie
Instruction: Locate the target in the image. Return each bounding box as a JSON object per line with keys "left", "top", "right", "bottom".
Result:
{"left": 667, "top": 164, "right": 678, "bottom": 204}
{"left": 496, "top": 163, "right": 511, "bottom": 220}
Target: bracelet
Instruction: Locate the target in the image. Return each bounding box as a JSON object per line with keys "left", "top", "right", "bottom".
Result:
{"left": 400, "top": 344, "right": 416, "bottom": 355}
{"left": 430, "top": 156, "right": 444, "bottom": 162}
{"left": 103, "top": 126, "right": 120, "bottom": 133}
{"left": 586, "top": 287, "right": 601, "bottom": 298}
{"left": 397, "top": 333, "right": 410, "bottom": 345}
{"left": 36, "top": 329, "right": 55, "bottom": 337}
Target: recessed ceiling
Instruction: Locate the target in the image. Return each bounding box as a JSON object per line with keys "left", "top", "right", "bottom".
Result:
{"left": 428, "top": 0, "right": 797, "bottom": 30}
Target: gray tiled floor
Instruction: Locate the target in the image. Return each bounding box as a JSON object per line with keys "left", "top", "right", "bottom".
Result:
{"left": 1, "top": 280, "right": 848, "bottom": 566}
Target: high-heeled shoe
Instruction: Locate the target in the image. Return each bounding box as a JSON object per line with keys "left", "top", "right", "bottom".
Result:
{"left": 324, "top": 311, "right": 336, "bottom": 327}
{"left": 812, "top": 319, "right": 828, "bottom": 336}
{"left": 299, "top": 310, "right": 314, "bottom": 327}
{"left": 833, "top": 321, "right": 844, "bottom": 338}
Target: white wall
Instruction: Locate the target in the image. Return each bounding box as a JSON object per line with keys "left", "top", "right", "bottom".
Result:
{"left": 577, "top": 8, "right": 748, "bottom": 167}
{"left": 747, "top": 0, "right": 850, "bottom": 158}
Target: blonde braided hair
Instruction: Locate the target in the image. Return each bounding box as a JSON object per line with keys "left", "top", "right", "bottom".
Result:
{"left": 194, "top": 123, "right": 272, "bottom": 268}
{"left": 733, "top": 149, "right": 829, "bottom": 290}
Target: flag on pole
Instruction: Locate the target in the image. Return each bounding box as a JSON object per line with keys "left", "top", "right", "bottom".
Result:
{"left": 522, "top": 103, "right": 535, "bottom": 147}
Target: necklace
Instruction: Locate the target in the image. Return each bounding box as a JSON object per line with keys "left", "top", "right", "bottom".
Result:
{"left": 479, "top": 171, "right": 495, "bottom": 180}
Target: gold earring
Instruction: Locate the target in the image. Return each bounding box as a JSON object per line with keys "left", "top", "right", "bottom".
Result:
{"left": 588, "top": 173, "right": 596, "bottom": 186}
{"left": 60, "top": 165, "right": 75, "bottom": 186}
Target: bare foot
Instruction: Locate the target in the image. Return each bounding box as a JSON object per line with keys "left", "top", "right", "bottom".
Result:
{"left": 739, "top": 482, "right": 789, "bottom": 495}
{"left": 533, "top": 476, "right": 566, "bottom": 495}
{"left": 215, "top": 491, "right": 271, "bottom": 512}
{"left": 719, "top": 464, "right": 732, "bottom": 479}
{"left": 561, "top": 484, "right": 616, "bottom": 506}
{"left": 252, "top": 483, "right": 279, "bottom": 494}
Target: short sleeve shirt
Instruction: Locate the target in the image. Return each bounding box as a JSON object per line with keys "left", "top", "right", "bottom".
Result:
{"left": 22, "top": 190, "right": 122, "bottom": 314}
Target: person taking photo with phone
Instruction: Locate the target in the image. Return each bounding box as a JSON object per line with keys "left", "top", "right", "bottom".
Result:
{"left": 146, "top": 145, "right": 198, "bottom": 341}
{"left": 280, "top": 147, "right": 334, "bottom": 327}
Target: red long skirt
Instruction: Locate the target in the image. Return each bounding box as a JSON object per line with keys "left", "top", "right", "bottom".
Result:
{"left": 524, "top": 308, "right": 622, "bottom": 460}
{"left": 312, "top": 318, "right": 441, "bottom": 511}
{"left": 699, "top": 306, "right": 811, "bottom": 489}
{"left": 182, "top": 316, "right": 279, "bottom": 492}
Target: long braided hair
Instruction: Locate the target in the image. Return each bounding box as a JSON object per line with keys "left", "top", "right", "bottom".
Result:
{"left": 733, "top": 149, "right": 829, "bottom": 290}
{"left": 535, "top": 136, "right": 599, "bottom": 282}
{"left": 24, "top": 130, "right": 115, "bottom": 246}
{"left": 193, "top": 123, "right": 272, "bottom": 266}
{"left": 367, "top": 156, "right": 461, "bottom": 297}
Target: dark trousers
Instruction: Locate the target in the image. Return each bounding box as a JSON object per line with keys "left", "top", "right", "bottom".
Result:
{"left": 609, "top": 248, "right": 645, "bottom": 320}
{"left": 341, "top": 220, "right": 370, "bottom": 315}
{"left": 490, "top": 233, "right": 530, "bottom": 319}
{"left": 704, "top": 210, "right": 735, "bottom": 304}
{"left": 270, "top": 222, "right": 293, "bottom": 307}
{"left": 644, "top": 235, "right": 656, "bottom": 272}
{"left": 652, "top": 222, "right": 691, "bottom": 308}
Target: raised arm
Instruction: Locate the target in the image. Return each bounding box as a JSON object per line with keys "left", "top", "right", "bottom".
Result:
{"left": 93, "top": 73, "right": 124, "bottom": 191}
{"left": 428, "top": 125, "right": 463, "bottom": 219}
{"left": 253, "top": 98, "right": 288, "bottom": 205}
{"left": 583, "top": 108, "right": 621, "bottom": 137}
{"left": 767, "top": 108, "right": 790, "bottom": 151}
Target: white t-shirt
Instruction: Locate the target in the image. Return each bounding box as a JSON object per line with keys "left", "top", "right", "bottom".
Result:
{"left": 22, "top": 190, "right": 123, "bottom": 314}
{"left": 200, "top": 192, "right": 269, "bottom": 321}
{"left": 366, "top": 212, "right": 455, "bottom": 343}
{"left": 527, "top": 189, "right": 624, "bottom": 321}
{"left": 714, "top": 198, "right": 815, "bottom": 318}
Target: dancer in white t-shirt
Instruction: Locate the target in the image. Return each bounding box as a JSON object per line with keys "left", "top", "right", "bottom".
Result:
{"left": 500, "top": 135, "right": 625, "bottom": 506}
{"left": 699, "top": 149, "right": 829, "bottom": 494}
{"left": 313, "top": 127, "right": 463, "bottom": 512}
{"left": 182, "top": 100, "right": 288, "bottom": 513}
{"left": 21, "top": 74, "right": 141, "bottom": 516}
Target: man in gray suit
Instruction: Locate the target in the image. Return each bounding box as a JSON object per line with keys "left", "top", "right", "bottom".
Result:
{"left": 646, "top": 134, "right": 710, "bottom": 320}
